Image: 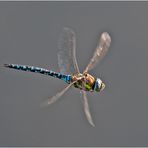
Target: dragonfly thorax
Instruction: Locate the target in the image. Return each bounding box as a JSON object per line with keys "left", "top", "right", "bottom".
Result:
{"left": 71, "top": 72, "right": 105, "bottom": 92}
{"left": 71, "top": 72, "right": 94, "bottom": 91}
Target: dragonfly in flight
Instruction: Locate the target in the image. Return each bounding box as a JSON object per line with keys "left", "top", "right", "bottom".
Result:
{"left": 4, "top": 28, "right": 111, "bottom": 127}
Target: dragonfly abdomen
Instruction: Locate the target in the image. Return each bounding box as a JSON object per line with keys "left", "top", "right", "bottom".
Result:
{"left": 4, "top": 64, "right": 71, "bottom": 83}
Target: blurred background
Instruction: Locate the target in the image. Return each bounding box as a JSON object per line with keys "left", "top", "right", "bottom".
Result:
{"left": 0, "top": 2, "right": 148, "bottom": 146}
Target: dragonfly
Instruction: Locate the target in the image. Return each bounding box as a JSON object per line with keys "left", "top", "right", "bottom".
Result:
{"left": 3, "top": 28, "right": 111, "bottom": 127}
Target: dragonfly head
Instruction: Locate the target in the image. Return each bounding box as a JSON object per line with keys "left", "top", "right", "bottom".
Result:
{"left": 93, "top": 78, "right": 105, "bottom": 92}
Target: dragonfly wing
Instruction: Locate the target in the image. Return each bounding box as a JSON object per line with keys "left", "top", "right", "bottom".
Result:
{"left": 84, "top": 32, "right": 111, "bottom": 72}
{"left": 58, "top": 27, "right": 80, "bottom": 75}
{"left": 40, "top": 81, "right": 76, "bottom": 108}
{"left": 81, "top": 90, "right": 95, "bottom": 127}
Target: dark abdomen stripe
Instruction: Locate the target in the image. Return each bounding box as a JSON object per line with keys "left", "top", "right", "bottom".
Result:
{"left": 4, "top": 64, "right": 71, "bottom": 83}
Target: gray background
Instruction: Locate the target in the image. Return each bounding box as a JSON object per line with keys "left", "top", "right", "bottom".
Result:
{"left": 0, "top": 2, "right": 148, "bottom": 147}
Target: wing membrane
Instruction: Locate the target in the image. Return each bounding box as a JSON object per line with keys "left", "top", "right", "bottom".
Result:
{"left": 58, "top": 27, "right": 80, "bottom": 75}
{"left": 84, "top": 32, "right": 111, "bottom": 72}
{"left": 40, "top": 81, "right": 76, "bottom": 108}
{"left": 81, "top": 90, "right": 95, "bottom": 127}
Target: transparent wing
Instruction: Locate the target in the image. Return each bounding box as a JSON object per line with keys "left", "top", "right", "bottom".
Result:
{"left": 40, "top": 81, "right": 76, "bottom": 108}
{"left": 81, "top": 90, "right": 95, "bottom": 127}
{"left": 84, "top": 32, "right": 111, "bottom": 73}
{"left": 58, "top": 27, "right": 80, "bottom": 75}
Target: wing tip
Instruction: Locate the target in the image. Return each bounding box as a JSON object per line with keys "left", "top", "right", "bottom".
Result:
{"left": 63, "top": 27, "right": 75, "bottom": 35}
{"left": 40, "top": 100, "right": 50, "bottom": 108}
{"left": 90, "top": 121, "right": 95, "bottom": 127}
{"left": 101, "top": 32, "right": 111, "bottom": 43}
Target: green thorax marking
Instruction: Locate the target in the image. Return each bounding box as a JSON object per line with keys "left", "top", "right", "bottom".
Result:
{"left": 74, "top": 81, "right": 92, "bottom": 91}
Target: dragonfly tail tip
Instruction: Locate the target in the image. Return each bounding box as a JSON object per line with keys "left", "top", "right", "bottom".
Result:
{"left": 3, "top": 64, "right": 9, "bottom": 67}
{"left": 0, "top": 63, "right": 8, "bottom": 68}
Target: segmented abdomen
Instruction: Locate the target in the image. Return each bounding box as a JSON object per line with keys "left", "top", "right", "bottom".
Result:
{"left": 4, "top": 64, "right": 71, "bottom": 83}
